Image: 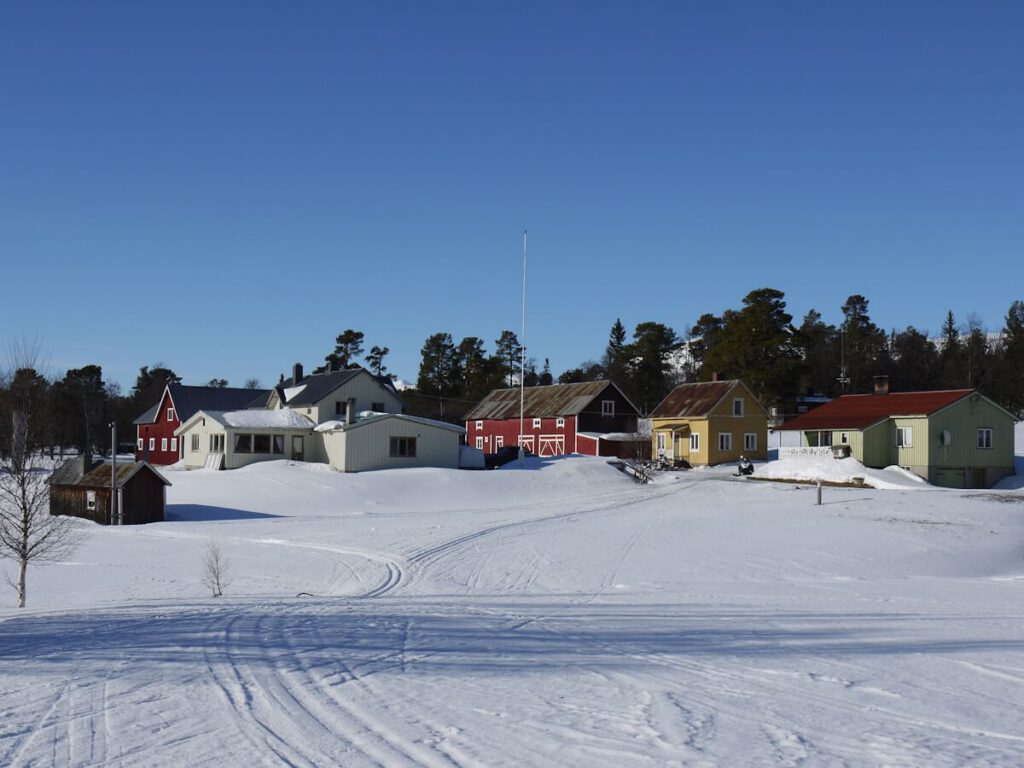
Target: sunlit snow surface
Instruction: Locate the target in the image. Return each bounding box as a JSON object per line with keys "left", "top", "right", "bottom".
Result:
{"left": 2, "top": 447, "right": 1023, "bottom": 767}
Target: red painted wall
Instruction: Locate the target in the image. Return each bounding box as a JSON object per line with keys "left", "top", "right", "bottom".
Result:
{"left": 135, "top": 391, "right": 182, "bottom": 465}
{"left": 466, "top": 416, "right": 587, "bottom": 456}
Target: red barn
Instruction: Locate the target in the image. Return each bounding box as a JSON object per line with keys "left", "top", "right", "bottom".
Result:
{"left": 134, "top": 384, "right": 269, "bottom": 465}
{"left": 465, "top": 381, "right": 643, "bottom": 458}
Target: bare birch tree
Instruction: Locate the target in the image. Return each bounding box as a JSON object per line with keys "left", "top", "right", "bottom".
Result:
{"left": 201, "top": 541, "right": 230, "bottom": 597}
{"left": 0, "top": 339, "right": 83, "bottom": 607}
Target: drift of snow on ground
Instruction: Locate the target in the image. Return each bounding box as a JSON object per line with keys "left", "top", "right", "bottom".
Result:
{"left": 755, "top": 456, "right": 930, "bottom": 490}
{"left": 1, "top": 449, "right": 1024, "bottom": 767}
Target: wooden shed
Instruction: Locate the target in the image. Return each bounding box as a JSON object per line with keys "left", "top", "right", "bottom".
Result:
{"left": 50, "top": 455, "right": 171, "bottom": 525}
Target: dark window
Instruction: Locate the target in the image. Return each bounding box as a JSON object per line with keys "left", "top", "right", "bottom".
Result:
{"left": 234, "top": 434, "right": 252, "bottom": 453}
{"left": 253, "top": 434, "right": 271, "bottom": 453}
{"left": 372, "top": 402, "right": 385, "bottom": 412}
{"left": 272, "top": 435, "right": 285, "bottom": 454}
{"left": 390, "top": 437, "right": 417, "bottom": 457}
{"left": 335, "top": 401, "right": 343, "bottom": 415}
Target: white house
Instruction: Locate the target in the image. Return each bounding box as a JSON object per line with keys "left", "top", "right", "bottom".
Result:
{"left": 175, "top": 363, "right": 465, "bottom": 472}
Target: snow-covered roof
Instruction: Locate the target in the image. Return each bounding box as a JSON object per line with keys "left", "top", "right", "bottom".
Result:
{"left": 221, "top": 409, "right": 315, "bottom": 429}
{"left": 177, "top": 409, "right": 314, "bottom": 433}
{"left": 316, "top": 413, "right": 465, "bottom": 434}
{"left": 282, "top": 384, "right": 307, "bottom": 402}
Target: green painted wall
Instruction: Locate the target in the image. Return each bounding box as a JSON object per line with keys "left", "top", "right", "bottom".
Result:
{"left": 927, "top": 394, "right": 1015, "bottom": 471}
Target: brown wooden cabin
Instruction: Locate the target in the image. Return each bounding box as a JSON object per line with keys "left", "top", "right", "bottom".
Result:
{"left": 50, "top": 455, "right": 171, "bottom": 525}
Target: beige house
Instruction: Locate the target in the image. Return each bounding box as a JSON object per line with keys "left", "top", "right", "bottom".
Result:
{"left": 650, "top": 380, "right": 769, "bottom": 466}
{"left": 175, "top": 364, "right": 465, "bottom": 472}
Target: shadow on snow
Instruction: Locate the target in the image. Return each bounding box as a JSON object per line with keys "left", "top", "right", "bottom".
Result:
{"left": 165, "top": 504, "right": 283, "bottom": 522}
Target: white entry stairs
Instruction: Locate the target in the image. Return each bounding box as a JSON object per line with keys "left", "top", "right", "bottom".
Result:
{"left": 204, "top": 453, "right": 224, "bottom": 471}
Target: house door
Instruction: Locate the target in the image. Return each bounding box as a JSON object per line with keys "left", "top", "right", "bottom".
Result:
{"left": 291, "top": 436, "right": 304, "bottom": 462}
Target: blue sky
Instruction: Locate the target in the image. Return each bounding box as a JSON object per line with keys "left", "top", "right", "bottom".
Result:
{"left": 2, "top": 2, "right": 1022, "bottom": 391}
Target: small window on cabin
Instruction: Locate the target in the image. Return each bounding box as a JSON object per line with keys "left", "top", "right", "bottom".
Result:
{"left": 657, "top": 433, "right": 667, "bottom": 451}
{"left": 86, "top": 491, "right": 96, "bottom": 511}
{"left": 476, "top": 437, "right": 483, "bottom": 449}
{"left": 170, "top": 438, "right": 177, "bottom": 452}
{"left": 161, "top": 438, "right": 168, "bottom": 452}
{"left": 744, "top": 433, "right": 757, "bottom": 451}
{"left": 167, "top": 408, "right": 175, "bottom": 422}
{"left": 372, "top": 402, "right": 385, "bottom": 412}
{"left": 235, "top": 434, "right": 252, "bottom": 453}
{"left": 475, "top": 420, "right": 483, "bottom": 429}
{"left": 556, "top": 417, "right": 565, "bottom": 429}
{"left": 839, "top": 432, "right": 849, "bottom": 445}
{"left": 390, "top": 437, "right": 416, "bottom": 457}
{"left": 533, "top": 418, "right": 542, "bottom": 429}
{"left": 718, "top": 433, "right": 733, "bottom": 451}
{"left": 137, "top": 438, "right": 143, "bottom": 451}
{"left": 272, "top": 435, "right": 285, "bottom": 454}
{"left": 149, "top": 438, "right": 155, "bottom": 451}
{"left": 601, "top": 400, "right": 615, "bottom": 417}
{"left": 690, "top": 433, "right": 700, "bottom": 452}
{"left": 896, "top": 427, "right": 913, "bottom": 448}
{"left": 192, "top": 434, "right": 200, "bottom": 451}
{"left": 253, "top": 435, "right": 271, "bottom": 453}
{"left": 977, "top": 428, "right": 993, "bottom": 449}
{"left": 733, "top": 399, "right": 744, "bottom": 416}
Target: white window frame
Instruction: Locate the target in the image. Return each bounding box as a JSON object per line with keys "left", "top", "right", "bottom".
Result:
{"left": 977, "top": 428, "right": 993, "bottom": 449}
{"left": 556, "top": 417, "right": 565, "bottom": 429}
{"left": 732, "top": 398, "right": 744, "bottom": 416}
{"left": 149, "top": 438, "right": 155, "bottom": 451}
{"left": 601, "top": 400, "right": 615, "bottom": 417}
{"left": 690, "top": 432, "right": 700, "bottom": 452}
{"left": 137, "top": 438, "right": 143, "bottom": 451}
{"left": 161, "top": 438, "right": 168, "bottom": 452}
{"left": 657, "top": 433, "right": 667, "bottom": 452}
{"left": 839, "top": 432, "right": 849, "bottom": 445}
{"left": 170, "top": 437, "right": 177, "bottom": 452}
{"left": 86, "top": 491, "right": 96, "bottom": 511}
{"left": 475, "top": 436, "right": 483, "bottom": 450}
{"left": 191, "top": 434, "right": 200, "bottom": 451}
{"left": 533, "top": 418, "right": 542, "bottom": 429}
{"left": 896, "top": 426, "right": 913, "bottom": 448}
{"left": 718, "top": 432, "right": 732, "bottom": 451}
{"left": 167, "top": 408, "right": 175, "bottom": 422}
{"left": 744, "top": 432, "right": 757, "bottom": 451}
{"left": 475, "top": 420, "right": 483, "bottom": 429}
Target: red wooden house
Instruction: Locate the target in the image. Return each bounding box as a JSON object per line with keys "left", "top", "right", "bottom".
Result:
{"left": 464, "top": 381, "right": 643, "bottom": 458}
{"left": 134, "top": 384, "right": 269, "bottom": 465}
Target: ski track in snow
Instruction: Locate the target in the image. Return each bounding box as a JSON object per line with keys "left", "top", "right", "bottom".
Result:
{"left": 2, "top": 460, "right": 1024, "bottom": 766}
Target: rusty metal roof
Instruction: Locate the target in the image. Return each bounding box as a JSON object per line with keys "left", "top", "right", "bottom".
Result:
{"left": 649, "top": 380, "right": 738, "bottom": 418}
{"left": 59, "top": 461, "right": 172, "bottom": 489}
{"left": 780, "top": 389, "right": 976, "bottom": 431}
{"left": 464, "top": 381, "right": 628, "bottom": 420}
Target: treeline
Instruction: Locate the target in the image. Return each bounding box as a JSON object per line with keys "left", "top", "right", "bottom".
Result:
{"left": 407, "top": 290, "right": 1024, "bottom": 421}
{"left": 0, "top": 361, "right": 260, "bottom": 457}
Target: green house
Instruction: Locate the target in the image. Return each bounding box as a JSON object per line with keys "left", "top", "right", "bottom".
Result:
{"left": 780, "top": 382, "right": 1016, "bottom": 488}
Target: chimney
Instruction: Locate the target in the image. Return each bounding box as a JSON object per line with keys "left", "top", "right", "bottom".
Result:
{"left": 873, "top": 374, "right": 889, "bottom": 396}
{"left": 293, "top": 362, "right": 304, "bottom": 384}
{"left": 345, "top": 398, "right": 356, "bottom": 425}
{"left": 711, "top": 372, "right": 719, "bottom": 382}
{"left": 79, "top": 451, "right": 92, "bottom": 478}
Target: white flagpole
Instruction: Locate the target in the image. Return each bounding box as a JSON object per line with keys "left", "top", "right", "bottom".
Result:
{"left": 519, "top": 229, "right": 527, "bottom": 460}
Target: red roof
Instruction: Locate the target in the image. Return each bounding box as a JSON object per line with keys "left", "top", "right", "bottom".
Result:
{"left": 781, "top": 389, "right": 974, "bottom": 431}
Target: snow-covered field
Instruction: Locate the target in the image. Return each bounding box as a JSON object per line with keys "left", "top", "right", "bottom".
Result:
{"left": 2, "top": 441, "right": 1024, "bottom": 766}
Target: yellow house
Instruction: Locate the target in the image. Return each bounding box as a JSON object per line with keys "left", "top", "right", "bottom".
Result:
{"left": 650, "top": 380, "right": 769, "bottom": 466}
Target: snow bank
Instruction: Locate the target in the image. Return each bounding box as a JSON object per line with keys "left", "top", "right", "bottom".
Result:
{"left": 756, "top": 456, "right": 931, "bottom": 490}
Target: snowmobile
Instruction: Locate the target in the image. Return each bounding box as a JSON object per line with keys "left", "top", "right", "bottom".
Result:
{"left": 736, "top": 456, "right": 754, "bottom": 476}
